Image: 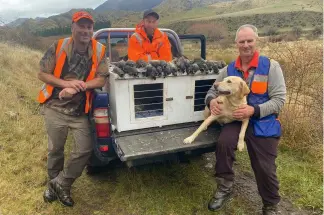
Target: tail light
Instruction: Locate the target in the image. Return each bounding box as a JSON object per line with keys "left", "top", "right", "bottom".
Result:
{"left": 99, "top": 145, "right": 109, "bottom": 152}
{"left": 94, "top": 108, "right": 111, "bottom": 138}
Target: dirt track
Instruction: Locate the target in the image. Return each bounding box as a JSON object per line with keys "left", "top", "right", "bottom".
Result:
{"left": 203, "top": 153, "right": 321, "bottom": 215}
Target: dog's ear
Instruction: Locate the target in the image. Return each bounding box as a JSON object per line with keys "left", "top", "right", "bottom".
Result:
{"left": 240, "top": 81, "right": 250, "bottom": 98}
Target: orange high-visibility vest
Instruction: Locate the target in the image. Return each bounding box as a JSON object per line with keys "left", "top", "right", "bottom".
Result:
{"left": 38, "top": 37, "right": 106, "bottom": 113}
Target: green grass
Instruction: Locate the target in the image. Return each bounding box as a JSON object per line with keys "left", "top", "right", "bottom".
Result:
{"left": 159, "top": 0, "right": 322, "bottom": 24}
{"left": 236, "top": 145, "right": 323, "bottom": 211}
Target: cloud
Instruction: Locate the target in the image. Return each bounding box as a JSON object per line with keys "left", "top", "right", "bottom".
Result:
{"left": 0, "top": 0, "right": 106, "bottom": 23}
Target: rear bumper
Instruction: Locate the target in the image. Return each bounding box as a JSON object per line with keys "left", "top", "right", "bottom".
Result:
{"left": 113, "top": 122, "right": 220, "bottom": 162}
{"left": 89, "top": 120, "right": 221, "bottom": 167}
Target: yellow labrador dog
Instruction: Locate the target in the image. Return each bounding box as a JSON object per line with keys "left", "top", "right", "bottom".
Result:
{"left": 183, "top": 76, "right": 250, "bottom": 151}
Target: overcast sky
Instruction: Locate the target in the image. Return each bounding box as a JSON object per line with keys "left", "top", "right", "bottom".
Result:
{"left": 0, "top": 0, "right": 107, "bottom": 23}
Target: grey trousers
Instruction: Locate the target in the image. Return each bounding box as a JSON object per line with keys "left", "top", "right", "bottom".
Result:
{"left": 43, "top": 107, "right": 93, "bottom": 188}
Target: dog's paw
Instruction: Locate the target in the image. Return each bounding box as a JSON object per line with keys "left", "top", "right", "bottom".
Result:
{"left": 183, "top": 136, "right": 195, "bottom": 144}
{"left": 237, "top": 140, "right": 245, "bottom": 151}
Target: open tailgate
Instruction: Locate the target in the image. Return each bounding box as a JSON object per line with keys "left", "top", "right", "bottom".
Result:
{"left": 113, "top": 122, "right": 220, "bottom": 162}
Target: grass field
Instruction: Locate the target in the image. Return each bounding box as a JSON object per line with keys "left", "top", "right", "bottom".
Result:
{"left": 159, "top": 0, "right": 322, "bottom": 24}
{"left": 0, "top": 41, "right": 322, "bottom": 215}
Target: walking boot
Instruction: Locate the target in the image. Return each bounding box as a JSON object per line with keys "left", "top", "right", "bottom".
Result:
{"left": 208, "top": 178, "right": 233, "bottom": 211}
{"left": 262, "top": 203, "right": 279, "bottom": 215}
{"left": 48, "top": 180, "right": 74, "bottom": 207}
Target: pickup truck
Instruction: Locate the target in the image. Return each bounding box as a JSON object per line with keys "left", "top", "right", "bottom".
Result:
{"left": 87, "top": 28, "right": 221, "bottom": 171}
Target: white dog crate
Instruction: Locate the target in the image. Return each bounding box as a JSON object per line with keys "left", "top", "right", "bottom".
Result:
{"left": 108, "top": 72, "right": 219, "bottom": 132}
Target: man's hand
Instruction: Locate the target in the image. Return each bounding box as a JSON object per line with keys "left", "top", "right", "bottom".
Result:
{"left": 64, "top": 80, "right": 86, "bottom": 92}
{"left": 209, "top": 98, "right": 222, "bottom": 115}
{"left": 233, "top": 105, "right": 254, "bottom": 120}
{"left": 59, "top": 88, "right": 78, "bottom": 100}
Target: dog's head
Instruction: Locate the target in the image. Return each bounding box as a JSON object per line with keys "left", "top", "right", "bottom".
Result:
{"left": 213, "top": 76, "right": 250, "bottom": 98}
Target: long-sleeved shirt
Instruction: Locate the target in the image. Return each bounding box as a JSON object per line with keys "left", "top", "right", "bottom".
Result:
{"left": 205, "top": 58, "right": 286, "bottom": 119}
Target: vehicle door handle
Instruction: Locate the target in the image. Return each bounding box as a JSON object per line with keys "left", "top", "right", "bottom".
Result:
{"left": 186, "top": 96, "right": 193, "bottom": 99}
{"left": 166, "top": 97, "right": 173, "bottom": 101}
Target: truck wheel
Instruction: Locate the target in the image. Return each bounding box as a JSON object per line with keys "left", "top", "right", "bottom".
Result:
{"left": 86, "top": 165, "right": 105, "bottom": 175}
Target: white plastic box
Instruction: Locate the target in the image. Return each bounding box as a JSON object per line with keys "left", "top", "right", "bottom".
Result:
{"left": 108, "top": 71, "right": 219, "bottom": 132}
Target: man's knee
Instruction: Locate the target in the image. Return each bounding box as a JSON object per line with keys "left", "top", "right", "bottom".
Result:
{"left": 218, "top": 135, "right": 238, "bottom": 148}
{"left": 217, "top": 122, "right": 241, "bottom": 148}
{"left": 217, "top": 133, "right": 239, "bottom": 152}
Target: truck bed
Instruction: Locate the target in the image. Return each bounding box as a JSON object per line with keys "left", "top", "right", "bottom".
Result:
{"left": 113, "top": 122, "right": 221, "bottom": 163}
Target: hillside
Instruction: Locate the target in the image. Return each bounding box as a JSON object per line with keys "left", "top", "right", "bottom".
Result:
{"left": 156, "top": 0, "right": 232, "bottom": 13}
{"left": 157, "top": 0, "right": 322, "bottom": 36}
{"left": 3, "top": 0, "right": 322, "bottom": 37}
{"left": 95, "top": 0, "right": 163, "bottom": 12}
{"left": 17, "top": 9, "right": 116, "bottom": 34}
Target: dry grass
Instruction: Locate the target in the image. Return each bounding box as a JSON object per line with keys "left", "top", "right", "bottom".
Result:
{"left": 0, "top": 43, "right": 48, "bottom": 214}
{"left": 265, "top": 40, "right": 323, "bottom": 160}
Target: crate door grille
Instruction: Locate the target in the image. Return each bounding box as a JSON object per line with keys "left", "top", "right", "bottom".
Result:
{"left": 194, "top": 79, "right": 215, "bottom": 112}
{"left": 134, "top": 83, "right": 164, "bottom": 118}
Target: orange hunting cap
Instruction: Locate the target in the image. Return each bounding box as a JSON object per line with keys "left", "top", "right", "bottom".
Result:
{"left": 72, "top": 11, "right": 94, "bottom": 23}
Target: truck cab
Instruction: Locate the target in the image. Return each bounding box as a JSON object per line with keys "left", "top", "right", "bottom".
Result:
{"left": 87, "top": 28, "right": 220, "bottom": 169}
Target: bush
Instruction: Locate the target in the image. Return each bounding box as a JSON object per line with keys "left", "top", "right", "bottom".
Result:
{"left": 267, "top": 33, "right": 297, "bottom": 43}
{"left": 292, "top": 26, "right": 302, "bottom": 39}
{"left": 312, "top": 25, "right": 323, "bottom": 37}
{"left": 263, "top": 26, "right": 279, "bottom": 36}
{"left": 266, "top": 41, "right": 323, "bottom": 158}
{"left": 0, "top": 27, "right": 44, "bottom": 50}
{"left": 187, "top": 23, "right": 229, "bottom": 41}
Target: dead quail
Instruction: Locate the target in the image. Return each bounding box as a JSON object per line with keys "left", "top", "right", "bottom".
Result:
{"left": 190, "top": 63, "right": 200, "bottom": 75}
{"left": 112, "top": 66, "right": 125, "bottom": 78}
{"left": 159, "top": 60, "right": 167, "bottom": 69}
{"left": 183, "top": 58, "right": 191, "bottom": 73}
{"left": 125, "top": 60, "right": 136, "bottom": 67}
{"left": 197, "top": 61, "right": 208, "bottom": 74}
{"left": 176, "top": 57, "right": 186, "bottom": 73}
{"left": 212, "top": 64, "right": 219, "bottom": 74}
{"left": 163, "top": 64, "right": 172, "bottom": 77}
{"left": 124, "top": 65, "right": 138, "bottom": 77}
{"left": 136, "top": 59, "right": 147, "bottom": 68}
{"left": 112, "top": 60, "right": 126, "bottom": 70}
{"left": 156, "top": 66, "right": 163, "bottom": 77}
{"left": 206, "top": 61, "right": 214, "bottom": 71}
{"left": 146, "top": 64, "right": 158, "bottom": 80}
{"left": 169, "top": 62, "right": 178, "bottom": 76}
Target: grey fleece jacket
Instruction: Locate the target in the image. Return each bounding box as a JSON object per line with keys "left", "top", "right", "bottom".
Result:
{"left": 205, "top": 59, "right": 286, "bottom": 119}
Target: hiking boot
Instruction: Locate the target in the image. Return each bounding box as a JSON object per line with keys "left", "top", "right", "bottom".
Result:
{"left": 43, "top": 188, "right": 57, "bottom": 203}
{"left": 262, "top": 203, "right": 278, "bottom": 215}
{"left": 48, "top": 180, "right": 74, "bottom": 207}
{"left": 208, "top": 177, "right": 233, "bottom": 212}
{"left": 208, "top": 189, "right": 233, "bottom": 211}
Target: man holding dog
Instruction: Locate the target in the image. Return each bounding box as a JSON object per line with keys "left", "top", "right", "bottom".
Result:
{"left": 205, "top": 24, "right": 286, "bottom": 215}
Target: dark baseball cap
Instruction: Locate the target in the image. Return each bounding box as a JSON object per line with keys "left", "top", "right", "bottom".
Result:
{"left": 143, "top": 9, "right": 159, "bottom": 20}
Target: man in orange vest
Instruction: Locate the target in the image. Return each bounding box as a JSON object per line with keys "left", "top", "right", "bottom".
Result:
{"left": 128, "top": 9, "right": 172, "bottom": 62}
{"left": 37, "top": 11, "right": 109, "bottom": 207}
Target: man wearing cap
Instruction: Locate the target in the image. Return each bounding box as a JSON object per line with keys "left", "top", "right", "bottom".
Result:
{"left": 128, "top": 9, "right": 172, "bottom": 62}
{"left": 205, "top": 24, "right": 286, "bottom": 214}
{"left": 37, "top": 11, "right": 109, "bottom": 207}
